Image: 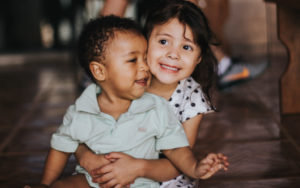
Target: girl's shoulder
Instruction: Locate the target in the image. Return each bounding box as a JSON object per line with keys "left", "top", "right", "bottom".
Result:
{"left": 174, "top": 76, "right": 202, "bottom": 99}
{"left": 169, "top": 77, "right": 214, "bottom": 122}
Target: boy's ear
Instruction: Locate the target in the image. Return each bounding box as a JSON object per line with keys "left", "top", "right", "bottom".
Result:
{"left": 89, "top": 61, "right": 106, "bottom": 81}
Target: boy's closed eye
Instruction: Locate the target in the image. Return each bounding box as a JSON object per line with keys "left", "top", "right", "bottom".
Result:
{"left": 127, "top": 58, "right": 137, "bottom": 63}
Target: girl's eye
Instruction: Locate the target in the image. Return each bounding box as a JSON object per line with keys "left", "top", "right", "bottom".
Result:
{"left": 128, "top": 58, "right": 137, "bottom": 63}
{"left": 159, "top": 39, "right": 168, "bottom": 45}
{"left": 183, "top": 45, "right": 192, "bottom": 51}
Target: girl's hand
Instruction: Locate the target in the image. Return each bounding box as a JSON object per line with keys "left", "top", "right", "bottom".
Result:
{"left": 195, "top": 153, "right": 229, "bottom": 179}
{"left": 91, "top": 152, "right": 143, "bottom": 188}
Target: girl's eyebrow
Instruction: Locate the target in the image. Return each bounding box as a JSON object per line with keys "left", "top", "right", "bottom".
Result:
{"left": 156, "top": 33, "right": 194, "bottom": 44}
{"left": 183, "top": 37, "right": 194, "bottom": 43}
{"left": 156, "top": 33, "right": 173, "bottom": 38}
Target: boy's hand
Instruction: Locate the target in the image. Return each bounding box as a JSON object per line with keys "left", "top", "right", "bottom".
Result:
{"left": 91, "top": 152, "right": 142, "bottom": 188}
{"left": 79, "top": 151, "right": 111, "bottom": 174}
{"left": 195, "top": 153, "right": 229, "bottom": 179}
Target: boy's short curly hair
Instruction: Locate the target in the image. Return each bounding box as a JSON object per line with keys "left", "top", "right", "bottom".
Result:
{"left": 78, "top": 15, "right": 144, "bottom": 83}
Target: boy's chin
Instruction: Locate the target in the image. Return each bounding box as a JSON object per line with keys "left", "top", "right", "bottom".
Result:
{"left": 130, "top": 91, "right": 146, "bottom": 100}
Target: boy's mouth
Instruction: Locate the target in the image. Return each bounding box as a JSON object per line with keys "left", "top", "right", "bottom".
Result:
{"left": 160, "top": 63, "right": 180, "bottom": 72}
{"left": 136, "top": 77, "right": 149, "bottom": 87}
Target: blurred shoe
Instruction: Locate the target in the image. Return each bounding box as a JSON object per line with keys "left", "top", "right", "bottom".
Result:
{"left": 218, "top": 60, "right": 269, "bottom": 90}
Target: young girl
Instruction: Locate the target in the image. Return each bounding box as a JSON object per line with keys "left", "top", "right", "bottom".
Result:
{"left": 76, "top": 0, "right": 225, "bottom": 187}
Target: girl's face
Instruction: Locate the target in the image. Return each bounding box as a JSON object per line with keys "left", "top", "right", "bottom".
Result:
{"left": 147, "top": 18, "right": 201, "bottom": 85}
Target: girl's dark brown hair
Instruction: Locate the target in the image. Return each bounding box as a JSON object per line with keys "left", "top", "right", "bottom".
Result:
{"left": 144, "top": 0, "right": 218, "bottom": 104}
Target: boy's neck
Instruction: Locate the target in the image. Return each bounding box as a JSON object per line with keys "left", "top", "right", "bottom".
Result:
{"left": 97, "top": 91, "right": 131, "bottom": 120}
{"left": 147, "top": 77, "right": 178, "bottom": 100}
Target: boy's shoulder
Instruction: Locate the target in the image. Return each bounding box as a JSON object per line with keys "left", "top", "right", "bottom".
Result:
{"left": 142, "top": 92, "right": 169, "bottom": 104}
{"left": 129, "top": 92, "right": 169, "bottom": 113}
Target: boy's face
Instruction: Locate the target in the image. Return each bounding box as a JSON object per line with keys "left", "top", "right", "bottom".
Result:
{"left": 102, "top": 31, "right": 150, "bottom": 100}
{"left": 147, "top": 18, "right": 201, "bottom": 85}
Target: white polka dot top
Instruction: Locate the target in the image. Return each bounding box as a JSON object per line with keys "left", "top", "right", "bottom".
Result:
{"left": 168, "top": 76, "right": 214, "bottom": 123}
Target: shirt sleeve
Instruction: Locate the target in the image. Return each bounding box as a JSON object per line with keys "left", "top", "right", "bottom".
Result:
{"left": 181, "top": 86, "right": 214, "bottom": 122}
{"left": 155, "top": 99, "right": 189, "bottom": 151}
{"left": 50, "top": 105, "right": 80, "bottom": 153}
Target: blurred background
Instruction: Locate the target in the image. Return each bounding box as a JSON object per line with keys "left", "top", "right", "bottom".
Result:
{"left": 0, "top": 0, "right": 284, "bottom": 59}
{"left": 0, "top": 0, "right": 299, "bottom": 187}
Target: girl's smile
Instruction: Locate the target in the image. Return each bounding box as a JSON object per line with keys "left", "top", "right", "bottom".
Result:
{"left": 160, "top": 63, "right": 180, "bottom": 72}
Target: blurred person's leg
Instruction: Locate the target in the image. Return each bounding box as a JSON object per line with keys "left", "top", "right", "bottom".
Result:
{"left": 200, "top": 0, "right": 231, "bottom": 75}
{"left": 198, "top": 0, "right": 268, "bottom": 89}
{"left": 100, "top": 0, "right": 129, "bottom": 16}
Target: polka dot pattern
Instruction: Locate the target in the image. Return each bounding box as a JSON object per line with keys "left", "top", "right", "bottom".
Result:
{"left": 160, "top": 174, "right": 198, "bottom": 188}
{"left": 167, "top": 76, "right": 213, "bottom": 123}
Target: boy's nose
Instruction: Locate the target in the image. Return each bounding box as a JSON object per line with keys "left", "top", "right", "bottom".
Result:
{"left": 139, "top": 61, "right": 150, "bottom": 72}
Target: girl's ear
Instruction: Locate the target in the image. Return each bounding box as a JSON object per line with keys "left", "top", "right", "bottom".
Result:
{"left": 197, "top": 56, "right": 202, "bottom": 64}
{"left": 89, "top": 61, "right": 106, "bottom": 81}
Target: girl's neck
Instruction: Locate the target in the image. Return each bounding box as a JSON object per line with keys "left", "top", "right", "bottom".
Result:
{"left": 147, "top": 77, "right": 178, "bottom": 100}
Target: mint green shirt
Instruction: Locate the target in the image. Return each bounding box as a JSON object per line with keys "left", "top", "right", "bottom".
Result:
{"left": 51, "top": 84, "right": 189, "bottom": 188}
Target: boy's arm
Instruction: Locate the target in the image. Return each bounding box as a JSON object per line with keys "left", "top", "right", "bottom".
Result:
{"left": 40, "top": 148, "right": 71, "bottom": 186}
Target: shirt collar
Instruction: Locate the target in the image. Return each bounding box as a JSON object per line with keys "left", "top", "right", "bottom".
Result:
{"left": 75, "top": 84, "right": 101, "bottom": 114}
{"left": 75, "top": 84, "right": 156, "bottom": 115}
{"left": 128, "top": 92, "right": 156, "bottom": 114}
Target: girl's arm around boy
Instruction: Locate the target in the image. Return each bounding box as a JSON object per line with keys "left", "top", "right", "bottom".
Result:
{"left": 91, "top": 147, "right": 228, "bottom": 187}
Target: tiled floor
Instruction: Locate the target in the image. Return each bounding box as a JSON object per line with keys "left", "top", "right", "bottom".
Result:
{"left": 0, "top": 51, "right": 300, "bottom": 188}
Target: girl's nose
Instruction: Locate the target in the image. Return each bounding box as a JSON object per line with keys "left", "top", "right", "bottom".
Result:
{"left": 167, "top": 47, "right": 180, "bottom": 60}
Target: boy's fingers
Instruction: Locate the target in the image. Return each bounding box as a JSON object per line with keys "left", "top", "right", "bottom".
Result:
{"left": 115, "top": 184, "right": 122, "bottom": 188}
{"left": 99, "top": 178, "right": 118, "bottom": 188}
{"left": 92, "top": 164, "right": 112, "bottom": 177}
{"left": 93, "top": 171, "right": 114, "bottom": 183}
{"left": 105, "top": 152, "right": 124, "bottom": 159}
